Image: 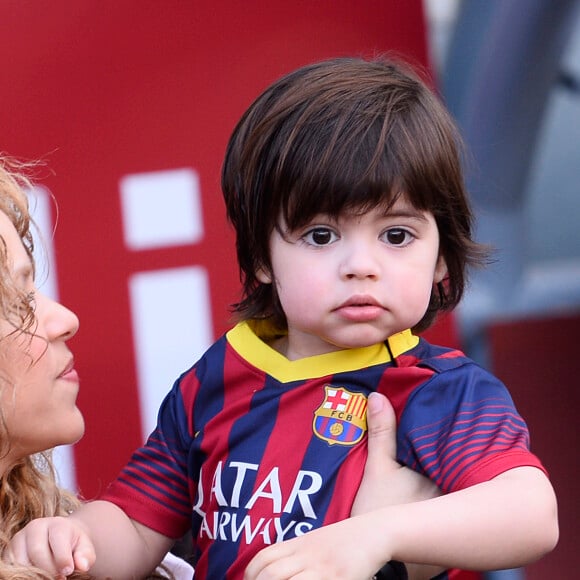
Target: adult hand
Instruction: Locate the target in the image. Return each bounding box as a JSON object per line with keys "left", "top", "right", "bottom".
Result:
{"left": 352, "top": 392, "right": 440, "bottom": 517}
{"left": 354, "top": 392, "right": 443, "bottom": 580}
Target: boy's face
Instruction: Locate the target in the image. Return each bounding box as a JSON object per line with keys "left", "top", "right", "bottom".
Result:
{"left": 257, "top": 196, "right": 447, "bottom": 360}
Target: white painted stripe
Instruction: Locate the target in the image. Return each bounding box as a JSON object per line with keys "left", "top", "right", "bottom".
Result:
{"left": 120, "top": 168, "right": 204, "bottom": 250}
{"left": 128, "top": 267, "right": 213, "bottom": 439}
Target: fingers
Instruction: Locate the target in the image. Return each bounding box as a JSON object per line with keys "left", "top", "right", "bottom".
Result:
{"left": 351, "top": 392, "right": 401, "bottom": 516}
{"left": 244, "top": 543, "right": 301, "bottom": 580}
{"left": 366, "top": 392, "right": 397, "bottom": 466}
{"left": 47, "top": 524, "right": 95, "bottom": 576}
{"left": 5, "top": 517, "right": 95, "bottom": 577}
{"left": 7, "top": 522, "right": 60, "bottom": 574}
{"left": 71, "top": 533, "right": 96, "bottom": 573}
{"left": 245, "top": 518, "right": 384, "bottom": 580}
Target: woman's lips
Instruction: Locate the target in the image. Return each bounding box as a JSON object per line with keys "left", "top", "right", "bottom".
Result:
{"left": 58, "top": 359, "right": 79, "bottom": 382}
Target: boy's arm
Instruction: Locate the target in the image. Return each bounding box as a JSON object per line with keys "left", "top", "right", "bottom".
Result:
{"left": 245, "top": 465, "right": 558, "bottom": 579}
{"left": 6, "top": 500, "right": 174, "bottom": 579}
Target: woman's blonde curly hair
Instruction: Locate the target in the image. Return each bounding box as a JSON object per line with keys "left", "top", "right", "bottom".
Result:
{"left": 0, "top": 158, "right": 175, "bottom": 579}
{"left": 0, "top": 156, "right": 91, "bottom": 579}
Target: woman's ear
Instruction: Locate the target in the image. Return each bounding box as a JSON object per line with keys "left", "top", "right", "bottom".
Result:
{"left": 255, "top": 266, "right": 272, "bottom": 284}
{"left": 434, "top": 255, "right": 448, "bottom": 284}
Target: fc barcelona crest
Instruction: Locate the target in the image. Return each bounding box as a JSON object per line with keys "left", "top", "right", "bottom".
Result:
{"left": 313, "top": 386, "right": 368, "bottom": 445}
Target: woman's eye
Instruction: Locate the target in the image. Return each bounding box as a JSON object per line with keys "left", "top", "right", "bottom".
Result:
{"left": 17, "top": 267, "right": 35, "bottom": 291}
{"left": 383, "top": 228, "right": 413, "bottom": 246}
{"left": 303, "top": 227, "right": 337, "bottom": 246}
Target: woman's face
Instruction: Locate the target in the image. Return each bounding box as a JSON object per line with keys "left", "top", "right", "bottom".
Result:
{"left": 0, "top": 209, "right": 83, "bottom": 465}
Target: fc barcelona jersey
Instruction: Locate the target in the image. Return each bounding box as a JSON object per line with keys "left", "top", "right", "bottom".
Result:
{"left": 103, "top": 321, "right": 546, "bottom": 579}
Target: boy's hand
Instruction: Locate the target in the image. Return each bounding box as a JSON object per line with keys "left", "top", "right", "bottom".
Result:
{"left": 244, "top": 511, "right": 389, "bottom": 580}
{"left": 5, "top": 516, "right": 95, "bottom": 578}
{"left": 352, "top": 392, "right": 439, "bottom": 516}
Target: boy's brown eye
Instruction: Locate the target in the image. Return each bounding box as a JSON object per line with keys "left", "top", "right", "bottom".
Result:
{"left": 311, "top": 229, "right": 332, "bottom": 245}
{"left": 303, "top": 227, "right": 336, "bottom": 246}
{"left": 385, "top": 228, "right": 411, "bottom": 246}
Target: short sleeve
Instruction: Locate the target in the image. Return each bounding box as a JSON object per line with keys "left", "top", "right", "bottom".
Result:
{"left": 102, "top": 374, "right": 196, "bottom": 538}
{"left": 396, "top": 362, "right": 547, "bottom": 492}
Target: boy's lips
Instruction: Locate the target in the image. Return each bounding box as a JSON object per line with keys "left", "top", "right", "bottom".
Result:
{"left": 334, "top": 296, "right": 385, "bottom": 322}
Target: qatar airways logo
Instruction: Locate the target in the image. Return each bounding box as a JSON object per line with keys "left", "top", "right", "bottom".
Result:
{"left": 193, "top": 460, "right": 323, "bottom": 544}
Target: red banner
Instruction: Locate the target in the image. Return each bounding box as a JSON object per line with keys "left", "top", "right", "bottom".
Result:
{"left": 1, "top": 0, "right": 431, "bottom": 498}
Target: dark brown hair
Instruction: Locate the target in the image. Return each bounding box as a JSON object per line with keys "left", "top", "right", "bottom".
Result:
{"left": 222, "top": 56, "right": 487, "bottom": 332}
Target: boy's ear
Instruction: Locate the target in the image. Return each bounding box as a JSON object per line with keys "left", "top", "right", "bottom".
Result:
{"left": 434, "top": 255, "right": 448, "bottom": 284}
{"left": 256, "top": 266, "right": 272, "bottom": 284}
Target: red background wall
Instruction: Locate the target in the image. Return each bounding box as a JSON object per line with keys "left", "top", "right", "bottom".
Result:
{"left": 1, "top": 0, "right": 430, "bottom": 497}
{"left": 3, "top": 2, "right": 572, "bottom": 577}
{"left": 488, "top": 313, "right": 579, "bottom": 579}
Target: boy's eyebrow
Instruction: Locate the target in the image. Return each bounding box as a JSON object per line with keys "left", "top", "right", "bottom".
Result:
{"left": 382, "top": 207, "right": 430, "bottom": 222}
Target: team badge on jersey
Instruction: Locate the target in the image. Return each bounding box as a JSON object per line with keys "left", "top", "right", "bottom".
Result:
{"left": 313, "top": 386, "right": 368, "bottom": 445}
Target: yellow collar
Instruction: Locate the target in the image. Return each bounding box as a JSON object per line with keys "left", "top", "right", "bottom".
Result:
{"left": 226, "top": 320, "right": 418, "bottom": 383}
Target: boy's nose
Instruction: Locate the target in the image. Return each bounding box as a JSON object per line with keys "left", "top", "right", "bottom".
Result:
{"left": 339, "top": 243, "right": 381, "bottom": 280}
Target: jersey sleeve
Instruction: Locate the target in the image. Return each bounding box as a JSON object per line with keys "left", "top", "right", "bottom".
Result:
{"left": 101, "top": 372, "right": 197, "bottom": 539}
{"left": 396, "top": 362, "right": 547, "bottom": 492}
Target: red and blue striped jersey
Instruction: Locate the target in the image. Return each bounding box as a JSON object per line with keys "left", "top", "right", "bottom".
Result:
{"left": 103, "top": 321, "right": 546, "bottom": 579}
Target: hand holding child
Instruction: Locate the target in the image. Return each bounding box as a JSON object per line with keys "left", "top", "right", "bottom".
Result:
{"left": 351, "top": 392, "right": 439, "bottom": 516}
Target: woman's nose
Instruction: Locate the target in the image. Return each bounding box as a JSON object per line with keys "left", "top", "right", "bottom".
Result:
{"left": 37, "top": 292, "right": 80, "bottom": 341}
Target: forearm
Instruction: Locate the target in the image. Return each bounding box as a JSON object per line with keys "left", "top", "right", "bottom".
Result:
{"left": 71, "top": 500, "right": 173, "bottom": 578}
{"left": 244, "top": 467, "right": 557, "bottom": 580}
{"left": 368, "top": 467, "right": 558, "bottom": 571}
